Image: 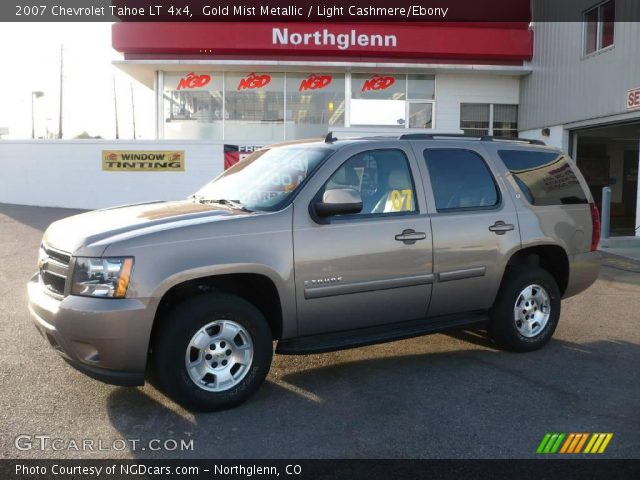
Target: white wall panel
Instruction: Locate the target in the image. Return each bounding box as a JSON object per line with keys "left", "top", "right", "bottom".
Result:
{"left": 0, "top": 140, "right": 223, "bottom": 209}
{"left": 434, "top": 73, "right": 520, "bottom": 131}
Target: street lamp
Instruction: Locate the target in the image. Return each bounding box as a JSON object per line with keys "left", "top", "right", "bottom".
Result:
{"left": 31, "top": 91, "right": 44, "bottom": 139}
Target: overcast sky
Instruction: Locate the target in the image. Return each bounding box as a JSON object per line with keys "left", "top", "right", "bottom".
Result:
{"left": 0, "top": 22, "right": 155, "bottom": 139}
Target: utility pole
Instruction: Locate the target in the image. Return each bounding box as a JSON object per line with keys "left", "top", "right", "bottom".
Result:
{"left": 113, "top": 76, "right": 119, "bottom": 139}
{"left": 58, "top": 45, "right": 63, "bottom": 139}
{"left": 31, "top": 91, "right": 44, "bottom": 139}
{"left": 130, "top": 83, "right": 136, "bottom": 139}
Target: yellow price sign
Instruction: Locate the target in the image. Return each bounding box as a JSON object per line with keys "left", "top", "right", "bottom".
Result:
{"left": 390, "top": 189, "right": 413, "bottom": 211}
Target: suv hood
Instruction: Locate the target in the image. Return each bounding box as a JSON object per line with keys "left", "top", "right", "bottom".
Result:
{"left": 43, "top": 200, "right": 252, "bottom": 255}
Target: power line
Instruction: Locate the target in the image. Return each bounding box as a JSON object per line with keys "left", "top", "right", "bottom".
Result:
{"left": 58, "top": 45, "right": 64, "bottom": 139}
{"left": 113, "top": 76, "right": 119, "bottom": 139}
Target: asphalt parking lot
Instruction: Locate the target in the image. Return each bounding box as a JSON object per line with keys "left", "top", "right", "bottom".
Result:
{"left": 1, "top": 203, "right": 639, "bottom": 459}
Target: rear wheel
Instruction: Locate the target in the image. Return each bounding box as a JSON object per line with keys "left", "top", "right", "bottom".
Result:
{"left": 489, "top": 266, "right": 561, "bottom": 352}
{"left": 152, "top": 293, "right": 273, "bottom": 411}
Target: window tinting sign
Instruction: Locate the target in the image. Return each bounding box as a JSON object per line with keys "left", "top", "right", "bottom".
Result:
{"left": 102, "top": 151, "right": 185, "bottom": 172}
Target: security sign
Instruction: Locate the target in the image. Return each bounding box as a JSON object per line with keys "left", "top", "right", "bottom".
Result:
{"left": 102, "top": 151, "right": 185, "bottom": 172}
{"left": 627, "top": 87, "right": 640, "bottom": 111}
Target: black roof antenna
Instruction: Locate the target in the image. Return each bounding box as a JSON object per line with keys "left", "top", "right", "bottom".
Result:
{"left": 324, "top": 131, "right": 337, "bottom": 143}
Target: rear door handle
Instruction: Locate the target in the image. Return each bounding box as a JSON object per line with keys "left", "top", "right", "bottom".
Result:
{"left": 488, "top": 221, "right": 515, "bottom": 235}
{"left": 395, "top": 229, "right": 427, "bottom": 244}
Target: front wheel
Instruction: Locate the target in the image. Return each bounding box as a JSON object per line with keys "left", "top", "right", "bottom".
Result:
{"left": 151, "top": 293, "right": 273, "bottom": 411}
{"left": 489, "top": 266, "right": 561, "bottom": 352}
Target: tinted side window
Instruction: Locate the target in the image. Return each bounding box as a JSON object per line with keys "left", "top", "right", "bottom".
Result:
{"left": 423, "top": 149, "right": 499, "bottom": 211}
{"left": 322, "top": 149, "right": 417, "bottom": 217}
{"left": 498, "top": 150, "right": 588, "bottom": 206}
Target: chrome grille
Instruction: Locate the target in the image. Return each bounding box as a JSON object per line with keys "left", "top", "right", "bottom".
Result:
{"left": 39, "top": 244, "right": 71, "bottom": 296}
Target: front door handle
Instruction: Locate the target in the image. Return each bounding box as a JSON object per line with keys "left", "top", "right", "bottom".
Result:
{"left": 488, "top": 221, "right": 515, "bottom": 235}
{"left": 395, "top": 229, "right": 427, "bottom": 244}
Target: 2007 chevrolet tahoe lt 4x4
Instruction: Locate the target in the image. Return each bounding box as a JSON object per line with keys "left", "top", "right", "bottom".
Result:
{"left": 29, "top": 134, "right": 601, "bottom": 411}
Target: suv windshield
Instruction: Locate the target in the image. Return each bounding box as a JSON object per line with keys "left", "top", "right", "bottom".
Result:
{"left": 194, "top": 145, "right": 332, "bottom": 211}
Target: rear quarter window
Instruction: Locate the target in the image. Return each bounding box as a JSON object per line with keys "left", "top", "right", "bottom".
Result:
{"left": 498, "top": 150, "right": 588, "bottom": 206}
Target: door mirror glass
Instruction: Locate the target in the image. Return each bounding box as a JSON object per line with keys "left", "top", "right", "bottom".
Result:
{"left": 315, "top": 188, "right": 363, "bottom": 217}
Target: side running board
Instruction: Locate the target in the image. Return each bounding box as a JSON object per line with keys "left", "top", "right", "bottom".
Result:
{"left": 276, "top": 312, "right": 488, "bottom": 355}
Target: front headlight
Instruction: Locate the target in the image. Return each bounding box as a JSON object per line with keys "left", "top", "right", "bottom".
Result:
{"left": 71, "top": 257, "right": 134, "bottom": 298}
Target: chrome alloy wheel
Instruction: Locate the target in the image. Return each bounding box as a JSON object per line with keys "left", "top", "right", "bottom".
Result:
{"left": 185, "top": 320, "right": 254, "bottom": 392}
{"left": 513, "top": 284, "right": 551, "bottom": 338}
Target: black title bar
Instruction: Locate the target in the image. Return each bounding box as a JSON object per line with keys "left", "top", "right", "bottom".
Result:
{"left": 2, "top": 0, "right": 640, "bottom": 22}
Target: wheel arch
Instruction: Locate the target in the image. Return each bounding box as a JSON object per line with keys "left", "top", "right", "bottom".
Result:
{"left": 504, "top": 244, "right": 570, "bottom": 296}
{"left": 148, "top": 272, "right": 285, "bottom": 360}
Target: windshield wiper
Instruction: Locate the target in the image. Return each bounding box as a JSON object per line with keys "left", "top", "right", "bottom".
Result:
{"left": 192, "top": 196, "right": 253, "bottom": 212}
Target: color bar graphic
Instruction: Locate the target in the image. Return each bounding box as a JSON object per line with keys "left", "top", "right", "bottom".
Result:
{"left": 538, "top": 433, "right": 613, "bottom": 454}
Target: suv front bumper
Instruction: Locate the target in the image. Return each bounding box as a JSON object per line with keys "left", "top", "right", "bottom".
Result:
{"left": 27, "top": 274, "right": 154, "bottom": 386}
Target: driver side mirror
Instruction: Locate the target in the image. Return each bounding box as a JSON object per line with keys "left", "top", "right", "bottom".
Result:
{"left": 314, "top": 188, "right": 363, "bottom": 217}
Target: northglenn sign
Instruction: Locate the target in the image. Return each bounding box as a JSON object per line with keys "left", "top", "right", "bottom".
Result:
{"left": 113, "top": 22, "right": 533, "bottom": 63}
{"left": 272, "top": 28, "right": 397, "bottom": 50}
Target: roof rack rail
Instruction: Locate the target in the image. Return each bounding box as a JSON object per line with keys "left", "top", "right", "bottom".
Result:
{"left": 480, "top": 135, "right": 546, "bottom": 145}
{"left": 398, "top": 133, "right": 545, "bottom": 146}
{"left": 399, "top": 133, "right": 471, "bottom": 140}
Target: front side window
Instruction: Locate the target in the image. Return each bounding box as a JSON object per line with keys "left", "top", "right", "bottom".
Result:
{"left": 424, "top": 149, "right": 499, "bottom": 211}
{"left": 498, "top": 150, "right": 588, "bottom": 206}
{"left": 321, "top": 149, "right": 417, "bottom": 216}
{"left": 285, "top": 73, "right": 345, "bottom": 140}
{"left": 583, "top": 0, "right": 615, "bottom": 55}
{"left": 195, "top": 146, "right": 331, "bottom": 211}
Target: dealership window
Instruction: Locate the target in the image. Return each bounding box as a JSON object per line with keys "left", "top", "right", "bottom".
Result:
{"left": 350, "top": 73, "right": 435, "bottom": 128}
{"left": 163, "top": 72, "right": 224, "bottom": 140}
{"left": 460, "top": 103, "right": 518, "bottom": 138}
{"left": 161, "top": 71, "right": 436, "bottom": 142}
{"left": 224, "top": 72, "right": 285, "bottom": 142}
{"left": 583, "top": 0, "right": 615, "bottom": 55}
{"left": 351, "top": 73, "right": 406, "bottom": 127}
{"left": 493, "top": 105, "right": 518, "bottom": 138}
{"left": 285, "top": 73, "right": 345, "bottom": 140}
{"left": 407, "top": 74, "right": 435, "bottom": 128}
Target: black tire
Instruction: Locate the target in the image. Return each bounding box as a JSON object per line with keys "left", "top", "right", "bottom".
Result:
{"left": 488, "top": 266, "right": 561, "bottom": 352}
{"left": 151, "top": 293, "right": 273, "bottom": 411}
